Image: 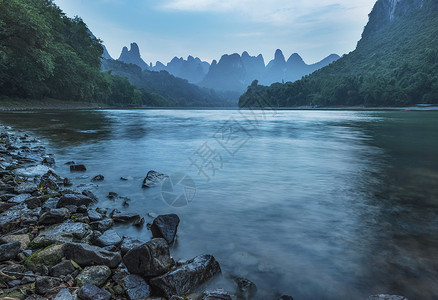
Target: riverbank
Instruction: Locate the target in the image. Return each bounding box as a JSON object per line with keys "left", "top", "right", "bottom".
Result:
{"left": 0, "top": 97, "right": 107, "bottom": 111}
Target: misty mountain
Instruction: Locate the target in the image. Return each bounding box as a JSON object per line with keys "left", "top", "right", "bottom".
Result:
{"left": 118, "top": 43, "right": 149, "bottom": 70}
{"left": 151, "top": 56, "right": 210, "bottom": 84}
{"left": 102, "top": 45, "right": 113, "bottom": 60}
{"left": 239, "top": 0, "right": 438, "bottom": 107}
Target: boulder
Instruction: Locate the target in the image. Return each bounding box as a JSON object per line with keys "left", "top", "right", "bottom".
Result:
{"left": 234, "top": 277, "right": 257, "bottom": 300}
{"left": 57, "top": 194, "right": 95, "bottom": 208}
{"left": 15, "top": 182, "right": 38, "bottom": 194}
{"left": 25, "top": 197, "right": 42, "bottom": 209}
{"left": 0, "top": 203, "right": 38, "bottom": 234}
{"left": 42, "top": 157, "right": 55, "bottom": 167}
{"left": 90, "top": 218, "right": 114, "bottom": 232}
{"left": 368, "top": 296, "right": 409, "bottom": 300}
{"left": 94, "top": 229, "right": 122, "bottom": 248}
{"left": 70, "top": 164, "right": 86, "bottom": 171}
{"left": 64, "top": 242, "right": 122, "bottom": 268}
{"left": 149, "top": 255, "right": 221, "bottom": 298}
{"left": 50, "top": 260, "right": 76, "bottom": 277}
{"left": 277, "top": 296, "right": 294, "bottom": 300}
{"left": 111, "top": 211, "right": 141, "bottom": 224}
{"left": 25, "top": 244, "right": 65, "bottom": 271}
{"left": 151, "top": 214, "right": 180, "bottom": 245}
{"left": 54, "top": 288, "right": 73, "bottom": 300}
{"left": 0, "top": 241, "right": 21, "bottom": 261}
{"left": 38, "top": 170, "right": 60, "bottom": 192}
{"left": 122, "top": 238, "right": 173, "bottom": 277}
{"left": 8, "top": 193, "right": 32, "bottom": 204}
{"left": 38, "top": 208, "right": 71, "bottom": 225}
{"left": 78, "top": 284, "right": 111, "bottom": 300}
{"left": 92, "top": 175, "right": 104, "bottom": 182}
{"left": 88, "top": 210, "right": 103, "bottom": 222}
{"left": 0, "top": 201, "right": 17, "bottom": 213}
{"left": 120, "top": 237, "right": 144, "bottom": 256}
{"left": 200, "top": 289, "right": 232, "bottom": 300}
{"left": 0, "top": 233, "right": 30, "bottom": 249}
{"left": 118, "top": 274, "right": 150, "bottom": 300}
{"left": 142, "top": 170, "right": 168, "bottom": 188}
{"left": 35, "top": 276, "right": 62, "bottom": 295}
{"left": 76, "top": 265, "right": 111, "bottom": 287}
{"left": 31, "top": 222, "right": 91, "bottom": 248}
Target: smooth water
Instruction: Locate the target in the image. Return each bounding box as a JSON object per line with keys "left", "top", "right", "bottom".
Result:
{"left": 1, "top": 109, "right": 437, "bottom": 299}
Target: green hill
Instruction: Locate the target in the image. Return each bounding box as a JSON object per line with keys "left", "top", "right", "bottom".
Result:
{"left": 239, "top": 0, "right": 438, "bottom": 108}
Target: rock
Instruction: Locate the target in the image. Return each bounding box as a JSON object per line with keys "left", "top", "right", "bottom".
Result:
{"left": 0, "top": 234, "right": 30, "bottom": 249}
{"left": 70, "top": 164, "right": 86, "bottom": 172}
{"left": 277, "top": 296, "right": 294, "bottom": 300}
{"left": 50, "top": 260, "right": 76, "bottom": 277}
{"left": 91, "top": 175, "right": 104, "bottom": 182}
{"left": 94, "top": 230, "right": 122, "bottom": 247}
{"left": 76, "top": 265, "right": 111, "bottom": 287}
{"left": 200, "top": 289, "right": 232, "bottom": 300}
{"left": 38, "top": 208, "right": 71, "bottom": 225}
{"left": 78, "top": 284, "right": 111, "bottom": 300}
{"left": 82, "top": 190, "right": 98, "bottom": 202}
{"left": 142, "top": 170, "right": 168, "bottom": 188}
{"left": 133, "top": 217, "right": 145, "bottom": 227}
{"left": 0, "top": 241, "right": 21, "bottom": 261}
{"left": 0, "top": 201, "right": 17, "bottom": 213}
{"left": 25, "top": 244, "right": 65, "bottom": 271}
{"left": 38, "top": 170, "right": 60, "bottom": 192}
{"left": 0, "top": 203, "right": 38, "bottom": 234}
{"left": 8, "top": 193, "right": 32, "bottom": 203}
{"left": 54, "top": 288, "right": 73, "bottom": 300}
{"left": 42, "top": 157, "right": 55, "bottom": 166}
{"left": 120, "top": 237, "right": 144, "bottom": 256}
{"left": 15, "top": 182, "right": 38, "bottom": 194}
{"left": 111, "top": 211, "right": 141, "bottom": 224}
{"left": 107, "top": 192, "right": 118, "bottom": 200}
{"left": 151, "top": 214, "right": 180, "bottom": 245}
{"left": 63, "top": 178, "right": 73, "bottom": 187}
{"left": 119, "top": 274, "right": 150, "bottom": 300}
{"left": 57, "top": 194, "right": 95, "bottom": 208}
{"left": 368, "top": 296, "right": 409, "bottom": 300}
{"left": 42, "top": 197, "right": 59, "bottom": 210}
{"left": 235, "top": 277, "right": 257, "bottom": 300}
{"left": 35, "top": 276, "right": 62, "bottom": 295}
{"left": 64, "top": 242, "right": 122, "bottom": 268}
{"left": 31, "top": 222, "right": 91, "bottom": 248}
{"left": 123, "top": 238, "right": 173, "bottom": 277}
{"left": 65, "top": 161, "right": 75, "bottom": 165}
{"left": 90, "top": 218, "right": 114, "bottom": 232}
{"left": 87, "top": 210, "right": 103, "bottom": 222}
{"left": 25, "top": 197, "right": 42, "bottom": 209}
{"left": 149, "top": 254, "right": 221, "bottom": 298}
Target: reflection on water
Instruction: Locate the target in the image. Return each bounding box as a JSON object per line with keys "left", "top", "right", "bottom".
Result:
{"left": 1, "top": 109, "right": 437, "bottom": 300}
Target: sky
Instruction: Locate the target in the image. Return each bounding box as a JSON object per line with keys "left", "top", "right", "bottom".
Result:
{"left": 53, "top": 0, "right": 377, "bottom": 66}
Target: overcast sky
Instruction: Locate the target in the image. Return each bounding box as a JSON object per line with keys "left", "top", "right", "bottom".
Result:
{"left": 53, "top": 0, "right": 376, "bottom": 65}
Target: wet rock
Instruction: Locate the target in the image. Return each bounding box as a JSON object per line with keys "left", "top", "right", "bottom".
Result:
{"left": 94, "top": 229, "right": 122, "bottom": 247}
{"left": 107, "top": 192, "right": 118, "bottom": 200}
{"left": 133, "top": 217, "right": 145, "bottom": 227}
{"left": 277, "top": 296, "right": 294, "bottom": 300}
{"left": 76, "top": 265, "right": 111, "bottom": 287}
{"left": 368, "top": 295, "right": 409, "bottom": 300}
{"left": 118, "top": 274, "right": 150, "bottom": 300}
{"left": 0, "top": 241, "right": 21, "bottom": 261}
{"left": 142, "top": 170, "right": 168, "bottom": 188}
{"left": 25, "top": 197, "right": 42, "bottom": 209}
{"left": 64, "top": 242, "right": 122, "bottom": 268}
{"left": 0, "top": 234, "right": 30, "bottom": 249}
{"left": 25, "top": 244, "right": 65, "bottom": 271}
{"left": 235, "top": 277, "right": 257, "bottom": 300}
{"left": 8, "top": 193, "right": 32, "bottom": 204}
{"left": 88, "top": 210, "right": 103, "bottom": 222}
{"left": 14, "top": 165, "right": 51, "bottom": 177}
{"left": 38, "top": 208, "right": 71, "bottom": 225}
{"left": 15, "top": 182, "right": 38, "bottom": 194}
{"left": 111, "top": 211, "right": 141, "bottom": 224}
{"left": 200, "top": 289, "right": 232, "bottom": 300}
{"left": 120, "top": 177, "right": 128, "bottom": 181}
{"left": 35, "top": 276, "right": 62, "bottom": 295}
{"left": 38, "top": 170, "right": 60, "bottom": 192}
{"left": 90, "top": 218, "right": 114, "bottom": 232}
{"left": 82, "top": 190, "right": 98, "bottom": 202}
{"left": 78, "top": 284, "right": 111, "bottom": 300}
{"left": 50, "top": 260, "right": 76, "bottom": 277}
{"left": 70, "top": 164, "right": 86, "bottom": 172}
{"left": 42, "top": 157, "right": 55, "bottom": 167}
{"left": 31, "top": 222, "right": 91, "bottom": 248}
{"left": 63, "top": 178, "right": 73, "bottom": 187}
{"left": 123, "top": 238, "right": 173, "bottom": 277}
{"left": 54, "top": 288, "right": 73, "bottom": 300}
{"left": 64, "top": 161, "right": 75, "bottom": 165}
{"left": 151, "top": 214, "right": 180, "bottom": 245}
{"left": 0, "top": 201, "right": 17, "bottom": 213}
{"left": 120, "top": 237, "right": 144, "bottom": 256}
{"left": 149, "top": 254, "right": 221, "bottom": 298}
{"left": 91, "top": 175, "right": 104, "bottom": 182}
{"left": 42, "top": 197, "right": 59, "bottom": 210}
{"left": 57, "top": 194, "right": 95, "bottom": 208}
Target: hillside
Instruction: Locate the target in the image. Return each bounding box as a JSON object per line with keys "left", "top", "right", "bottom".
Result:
{"left": 239, "top": 0, "right": 438, "bottom": 107}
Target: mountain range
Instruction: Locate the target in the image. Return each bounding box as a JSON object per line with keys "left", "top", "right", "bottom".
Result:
{"left": 104, "top": 44, "right": 339, "bottom": 93}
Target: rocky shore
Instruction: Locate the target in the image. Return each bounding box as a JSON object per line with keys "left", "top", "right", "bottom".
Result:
{"left": 0, "top": 124, "right": 408, "bottom": 300}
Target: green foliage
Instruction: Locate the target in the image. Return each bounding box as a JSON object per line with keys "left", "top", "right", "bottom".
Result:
{"left": 239, "top": 2, "right": 438, "bottom": 107}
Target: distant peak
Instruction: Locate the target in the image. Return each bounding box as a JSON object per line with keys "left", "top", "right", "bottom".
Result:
{"left": 274, "top": 49, "right": 285, "bottom": 62}
{"left": 187, "top": 55, "right": 195, "bottom": 61}
{"left": 242, "top": 51, "right": 250, "bottom": 58}
{"left": 130, "top": 43, "right": 140, "bottom": 55}
{"left": 287, "top": 53, "right": 305, "bottom": 65}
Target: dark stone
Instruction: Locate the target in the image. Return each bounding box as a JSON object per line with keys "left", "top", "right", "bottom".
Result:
{"left": 0, "top": 201, "right": 17, "bottom": 213}
{"left": 82, "top": 190, "right": 98, "bottom": 202}
{"left": 25, "top": 197, "right": 42, "bottom": 209}
{"left": 31, "top": 222, "right": 91, "bottom": 248}
{"left": 50, "top": 260, "right": 76, "bottom": 277}
{"left": 76, "top": 265, "right": 111, "bottom": 287}
{"left": 63, "top": 178, "right": 73, "bottom": 187}
{"left": 88, "top": 209, "right": 103, "bottom": 222}
{"left": 120, "top": 177, "right": 128, "bottom": 181}
{"left": 122, "top": 238, "right": 173, "bottom": 277}
{"left": 8, "top": 193, "right": 32, "bottom": 204}
{"left": 42, "top": 157, "right": 55, "bottom": 167}
{"left": 14, "top": 182, "right": 38, "bottom": 194}
{"left": 64, "top": 242, "right": 122, "bottom": 268}
{"left": 235, "top": 277, "right": 257, "bottom": 300}
{"left": 91, "top": 175, "right": 104, "bottom": 182}
{"left": 111, "top": 211, "right": 141, "bottom": 224}
{"left": 64, "top": 161, "right": 75, "bottom": 165}
{"left": 90, "top": 218, "right": 114, "bottom": 232}
{"left": 133, "top": 217, "right": 145, "bottom": 227}
{"left": 54, "top": 288, "right": 73, "bottom": 300}
{"left": 107, "top": 192, "right": 118, "bottom": 200}
{"left": 38, "top": 170, "right": 60, "bottom": 192}
{"left": 70, "top": 164, "right": 86, "bottom": 171}
{"left": 38, "top": 208, "right": 71, "bottom": 225}
{"left": 120, "top": 237, "right": 144, "bottom": 256}
{"left": 77, "top": 205, "right": 87, "bottom": 213}
{"left": 142, "top": 170, "right": 168, "bottom": 188}
{"left": 78, "top": 284, "right": 111, "bottom": 300}
{"left": 57, "top": 194, "right": 95, "bottom": 208}
{"left": 149, "top": 254, "right": 221, "bottom": 298}
{"left": 35, "top": 276, "right": 62, "bottom": 295}
{"left": 277, "top": 296, "right": 294, "bottom": 300}
{"left": 200, "top": 289, "right": 232, "bottom": 300}
{"left": 119, "top": 274, "right": 150, "bottom": 300}
{"left": 0, "top": 241, "right": 21, "bottom": 261}
{"left": 368, "top": 296, "right": 408, "bottom": 300}
{"left": 151, "top": 214, "right": 180, "bottom": 245}
{"left": 94, "top": 229, "right": 122, "bottom": 247}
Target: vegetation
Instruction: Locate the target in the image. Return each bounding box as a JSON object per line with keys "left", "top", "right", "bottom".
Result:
{"left": 239, "top": 0, "right": 438, "bottom": 107}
